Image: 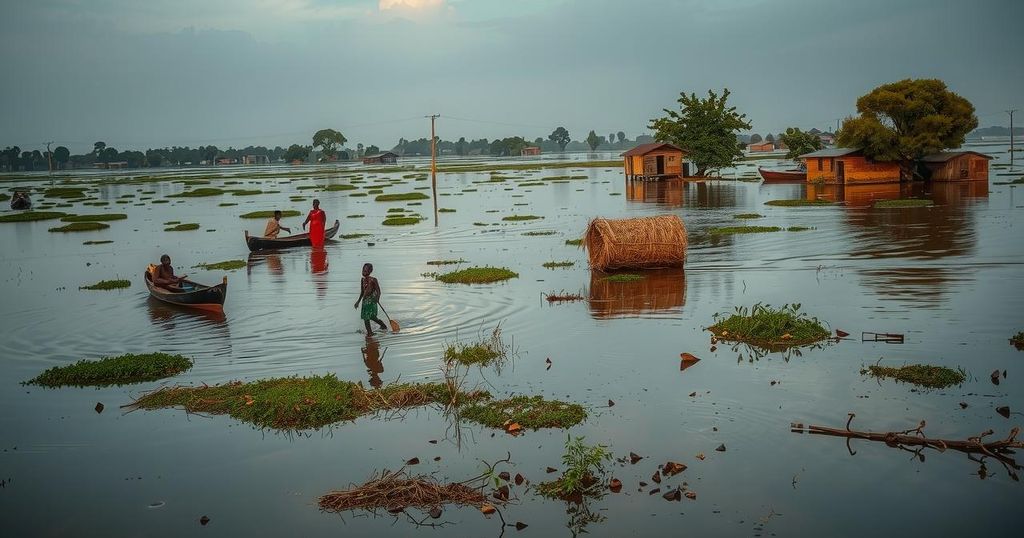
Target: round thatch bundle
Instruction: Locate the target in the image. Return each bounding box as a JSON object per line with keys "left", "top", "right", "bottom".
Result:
{"left": 584, "top": 215, "right": 687, "bottom": 271}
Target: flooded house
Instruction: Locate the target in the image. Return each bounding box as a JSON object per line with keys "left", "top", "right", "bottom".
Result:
{"left": 748, "top": 140, "right": 775, "bottom": 152}
{"left": 919, "top": 151, "right": 992, "bottom": 181}
{"left": 622, "top": 142, "right": 689, "bottom": 180}
{"left": 800, "top": 148, "right": 901, "bottom": 184}
{"left": 521, "top": 146, "right": 541, "bottom": 156}
{"left": 362, "top": 151, "right": 398, "bottom": 165}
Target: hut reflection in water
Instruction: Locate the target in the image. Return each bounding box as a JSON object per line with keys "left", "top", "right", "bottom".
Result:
{"left": 588, "top": 268, "right": 686, "bottom": 319}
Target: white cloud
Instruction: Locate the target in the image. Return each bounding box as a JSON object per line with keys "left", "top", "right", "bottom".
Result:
{"left": 379, "top": 0, "right": 445, "bottom": 11}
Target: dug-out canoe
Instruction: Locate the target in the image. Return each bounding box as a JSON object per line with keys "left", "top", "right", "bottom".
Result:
{"left": 244, "top": 220, "right": 340, "bottom": 252}
{"left": 144, "top": 267, "right": 227, "bottom": 312}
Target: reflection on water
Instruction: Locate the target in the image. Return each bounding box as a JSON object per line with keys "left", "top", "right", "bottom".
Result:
{"left": 626, "top": 179, "right": 684, "bottom": 206}
{"left": 146, "top": 297, "right": 228, "bottom": 328}
{"left": 310, "top": 247, "right": 328, "bottom": 298}
{"left": 807, "top": 183, "right": 913, "bottom": 206}
{"left": 361, "top": 337, "right": 385, "bottom": 389}
{"left": 588, "top": 268, "right": 685, "bottom": 319}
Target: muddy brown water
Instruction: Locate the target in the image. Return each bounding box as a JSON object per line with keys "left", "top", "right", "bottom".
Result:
{"left": 1, "top": 148, "right": 1022, "bottom": 536}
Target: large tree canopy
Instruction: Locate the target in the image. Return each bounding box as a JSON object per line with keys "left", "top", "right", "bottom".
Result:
{"left": 313, "top": 128, "right": 347, "bottom": 160}
{"left": 548, "top": 127, "right": 570, "bottom": 151}
{"left": 779, "top": 127, "right": 823, "bottom": 161}
{"left": 837, "top": 78, "right": 977, "bottom": 178}
{"left": 649, "top": 88, "right": 752, "bottom": 176}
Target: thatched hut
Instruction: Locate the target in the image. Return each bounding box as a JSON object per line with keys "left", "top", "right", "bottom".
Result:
{"left": 588, "top": 268, "right": 685, "bottom": 319}
{"left": 583, "top": 215, "right": 687, "bottom": 271}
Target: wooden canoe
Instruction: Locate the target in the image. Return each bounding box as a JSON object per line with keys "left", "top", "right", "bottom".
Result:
{"left": 244, "top": 219, "right": 340, "bottom": 252}
{"left": 144, "top": 266, "right": 227, "bottom": 312}
{"left": 758, "top": 167, "right": 807, "bottom": 183}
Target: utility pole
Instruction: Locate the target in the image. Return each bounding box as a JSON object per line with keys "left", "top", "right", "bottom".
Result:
{"left": 1009, "top": 109, "right": 1018, "bottom": 168}
{"left": 427, "top": 114, "right": 440, "bottom": 226}
{"left": 45, "top": 141, "right": 54, "bottom": 183}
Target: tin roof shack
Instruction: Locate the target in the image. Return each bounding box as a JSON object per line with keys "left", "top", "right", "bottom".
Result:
{"left": 362, "top": 152, "right": 398, "bottom": 165}
{"left": 919, "top": 151, "right": 991, "bottom": 182}
{"left": 521, "top": 146, "right": 541, "bottom": 157}
{"left": 622, "top": 143, "right": 688, "bottom": 180}
{"left": 748, "top": 141, "right": 775, "bottom": 153}
{"left": 800, "top": 148, "right": 901, "bottom": 184}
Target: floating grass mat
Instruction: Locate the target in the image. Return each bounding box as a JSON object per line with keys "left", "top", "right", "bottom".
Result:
{"left": 861, "top": 363, "right": 965, "bottom": 389}
{"left": 545, "top": 291, "right": 585, "bottom": 303}
{"left": 49, "top": 222, "right": 109, "bottom": 232}
{"left": 444, "top": 339, "right": 504, "bottom": 367}
{"left": 60, "top": 213, "right": 127, "bottom": 222}
{"left": 80, "top": 279, "right": 130, "bottom": 290}
{"left": 130, "top": 374, "right": 488, "bottom": 431}
{"left": 239, "top": 210, "right": 301, "bottom": 219}
{"left": 319, "top": 469, "right": 493, "bottom": 515}
{"left": 0, "top": 211, "right": 67, "bottom": 223}
{"left": 435, "top": 267, "right": 518, "bottom": 284}
{"left": 43, "top": 188, "right": 88, "bottom": 199}
{"left": 324, "top": 184, "right": 358, "bottom": 191}
{"left": 382, "top": 216, "right": 422, "bottom": 226}
{"left": 340, "top": 233, "right": 371, "bottom": 239}
{"left": 347, "top": 214, "right": 365, "bottom": 218}
{"left": 502, "top": 215, "right": 543, "bottom": 222}
{"left": 218, "top": 202, "right": 238, "bottom": 207}
{"left": 734, "top": 213, "right": 763, "bottom": 219}
{"left": 230, "top": 189, "right": 264, "bottom": 196}
{"left": 461, "top": 396, "right": 587, "bottom": 430}
{"left": 565, "top": 238, "right": 583, "bottom": 246}
{"left": 1011, "top": 331, "right": 1024, "bottom": 350}
{"left": 709, "top": 303, "right": 830, "bottom": 349}
{"left": 787, "top": 226, "right": 815, "bottom": 232}
{"left": 83, "top": 240, "right": 114, "bottom": 245}
{"left": 168, "top": 188, "right": 227, "bottom": 198}
{"left": 584, "top": 215, "right": 687, "bottom": 271}
{"left": 873, "top": 199, "right": 934, "bottom": 208}
{"left": 164, "top": 223, "right": 200, "bottom": 232}
{"left": 375, "top": 192, "right": 429, "bottom": 202}
{"left": 438, "top": 208, "right": 456, "bottom": 213}
{"left": 27, "top": 353, "right": 193, "bottom": 388}
{"left": 193, "top": 260, "right": 246, "bottom": 271}
{"left": 543, "top": 261, "right": 575, "bottom": 269}
{"left": 765, "top": 199, "right": 835, "bottom": 207}
{"left": 427, "top": 259, "right": 467, "bottom": 265}
{"left": 524, "top": 231, "right": 557, "bottom": 236}
{"left": 709, "top": 226, "right": 782, "bottom": 235}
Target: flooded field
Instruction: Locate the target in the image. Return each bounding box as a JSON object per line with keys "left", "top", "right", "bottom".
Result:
{"left": 1, "top": 147, "right": 1022, "bottom": 536}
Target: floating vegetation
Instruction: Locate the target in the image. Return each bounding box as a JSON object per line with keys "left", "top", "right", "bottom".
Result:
{"left": 387, "top": 207, "right": 406, "bottom": 213}
{"left": 565, "top": 238, "right": 583, "bottom": 246}
{"left": 787, "top": 226, "right": 815, "bottom": 232}
{"left": 43, "top": 188, "right": 88, "bottom": 199}
{"left": 602, "top": 273, "right": 644, "bottom": 282}
{"left": 443, "top": 329, "right": 508, "bottom": 367}
{"left": 60, "top": 213, "right": 127, "bottom": 222}
{"left": 861, "top": 363, "right": 966, "bottom": 389}
{"left": 339, "top": 233, "right": 371, "bottom": 239}
{"left": 79, "top": 279, "right": 131, "bottom": 291}
{"left": 426, "top": 259, "right": 467, "bottom": 265}
{"left": 27, "top": 353, "right": 193, "bottom": 388}
{"left": 0, "top": 211, "right": 67, "bottom": 223}
{"left": 436, "top": 160, "right": 619, "bottom": 173}
{"left": 543, "top": 261, "right": 576, "bottom": 269}
{"left": 709, "top": 303, "right": 830, "bottom": 349}
{"left": 873, "top": 199, "right": 934, "bottom": 208}
{"left": 347, "top": 214, "right": 365, "bottom": 218}
{"left": 375, "top": 192, "right": 429, "bottom": 202}
{"left": 439, "top": 208, "right": 456, "bottom": 213}
{"left": 239, "top": 210, "right": 301, "bottom": 219}
{"left": 349, "top": 192, "right": 368, "bottom": 197}
{"left": 230, "top": 189, "right": 264, "bottom": 196}
{"left": 435, "top": 267, "right": 518, "bottom": 284}
{"left": 524, "top": 231, "right": 557, "bottom": 236}
{"left": 49, "top": 222, "right": 110, "bottom": 232}
{"left": 130, "top": 375, "right": 487, "bottom": 431}
{"left": 518, "top": 181, "right": 545, "bottom": 187}
{"left": 324, "top": 184, "right": 357, "bottom": 191}
{"left": 734, "top": 213, "right": 763, "bottom": 219}
{"left": 537, "top": 436, "right": 611, "bottom": 499}
{"left": 218, "top": 202, "right": 238, "bottom": 207}
{"left": 168, "top": 188, "right": 226, "bottom": 198}
{"left": 319, "top": 469, "right": 493, "bottom": 515}
{"left": 382, "top": 216, "right": 421, "bottom": 226}
{"left": 164, "top": 223, "right": 200, "bottom": 232}
{"left": 82, "top": 240, "right": 114, "bottom": 245}
{"left": 163, "top": 220, "right": 180, "bottom": 225}
{"left": 502, "top": 215, "right": 543, "bottom": 222}
{"left": 709, "top": 225, "right": 782, "bottom": 235}
{"left": 151, "top": 200, "right": 169, "bottom": 204}
{"left": 1011, "top": 331, "right": 1024, "bottom": 350}
{"left": 545, "top": 291, "right": 585, "bottom": 303}
{"left": 192, "top": 260, "right": 246, "bottom": 271}
{"left": 765, "top": 199, "right": 835, "bottom": 207}
{"left": 461, "top": 396, "right": 587, "bottom": 430}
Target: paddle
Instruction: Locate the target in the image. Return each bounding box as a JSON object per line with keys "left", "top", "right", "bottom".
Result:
{"left": 378, "top": 303, "right": 400, "bottom": 333}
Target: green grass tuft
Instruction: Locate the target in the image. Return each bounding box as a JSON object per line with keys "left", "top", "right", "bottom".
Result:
{"left": 709, "top": 226, "right": 782, "bottom": 235}
{"left": 27, "top": 353, "right": 193, "bottom": 388}
{"left": 439, "top": 208, "right": 456, "bottom": 213}
{"left": 710, "top": 303, "right": 829, "bottom": 348}
{"left": 164, "top": 223, "right": 200, "bottom": 232}
{"left": 542, "top": 261, "right": 575, "bottom": 269}
{"left": 435, "top": 267, "right": 518, "bottom": 284}
{"left": 324, "top": 184, "right": 357, "bottom": 191}
{"left": 382, "top": 216, "right": 422, "bottom": 226}
{"left": 80, "top": 279, "right": 131, "bottom": 290}
{"left": 787, "top": 226, "right": 815, "bottom": 232}
{"left": 873, "top": 199, "right": 933, "bottom": 208}
{"left": 43, "top": 188, "right": 88, "bottom": 199}
{"left": 1010, "top": 331, "right": 1023, "bottom": 350}
{"left": 734, "top": 213, "right": 763, "bottom": 219}
{"left": 523, "top": 231, "right": 557, "bottom": 236}
{"left": 60, "top": 213, "right": 127, "bottom": 222}
{"left": 49, "top": 222, "right": 109, "bottom": 232}
{"left": 168, "top": 188, "right": 227, "bottom": 198}
{"left": 0, "top": 211, "right": 68, "bottom": 223}
{"left": 375, "top": 192, "right": 429, "bottom": 202}
{"left": 565, "top": 238, "right": 583, "bottom": 246}
{"left": 501, "top": 215, "right": 543, "bottom": 222}
{"left": 461, "top": 396, "right": 587, "bottom": 430}
{"left": 340, "top": 233, "right": 371, "bottom": 239}
{"left": 427, "top": 259, "right": 467, "bottom": 265}
{"left": 83, "top": 240, "right": 114, "bottom": 245}
{"left": 193, "top": 260, "right": 246, "bottom": 271}
{"left": 862, "top": 364, "right": 965, "bottom": 389}
{"left": 765, "top": 199, "right": 835, "bottom": 207}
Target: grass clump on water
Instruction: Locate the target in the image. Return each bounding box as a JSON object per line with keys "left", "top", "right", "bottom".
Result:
{"left": 765, "top": 199, "right": 835, "bottom": 207}
{"left": 375, "top": 192, "right": 429, "bottom": 202}
{"left": 542, "top": 261, "right": 575, "bottom": 269}
{"left": 239, "top": 210, "right": 301, "bottom": 219}
{"left": 164, "top": 223, "right": 200, "bottom": 232}
{"left": 861, "top": 363, "right": 966, "bottom": 389}
{"left": 709, "top": 302, "right": 830, "bottom": 348}
{"left": 565, "top": 238, "right": 583, "bottom": 246}
{"left": 603, "top": 273, "right": 644, "bottom": 282}
{"left": 49, "top": 222, "right": 109, "bottom": 232}
{"left": 168, "top": 188, "right": 227, "bottom": 198}
{"left": 27, "top": 353, "right": 193, "bottom": 388}
{"left": 340, "top": 233, "right": 371, "bottom": 239}
{"left": 873, "top": 199, "right": 933, "bottom": 208}
{"left": 709, "top": 226, "right": 782, "bottom": 235}
{"left": 461, "top": 396, "right": 587, "bottom": 430}
{"left": 435, "top": 267, "right": 518, "bottom": 284}
{"left": 193, "top": 260, "right": 246, "bottom": 271}
{"left": 1010, "top": 331, "right": 1024, "bottom": 350}
{"left": 734, "top": 213, "right": 763, "bottom": 219}
{"left": 427, "top": 259, "right": 466, "bottom": 265}
{"left": 787, "top": 226, "right": 815, "bottom": 232}
{"left": 523, "top": 231, "right": 557, "bottom": 236}
{"left": 80, "top": 279, "right": 130, "bottom": 290}
{"left": 537, "top": 436, "right": 611, "bottom": 499}
{"left": 324, "top": 184, "right": 357, "bottom": 191}
{"left": 501, "top": 215, "right": 543, "bottom": 222}
{"left": 382, "top": 216, "right": 422, "bottom": 226}
{"left": 130, "top": 374, "right": 488, "bottom": 431}
{"left": 60, "top": 213, "right": 127, "bottom": 222}
{"left": 43, "top": 188, "right": 88, "bottom": 199}
{"left": 83, "top": 240, "right": 114, "bottom": 245}
{"left": 0, "top": 211, "right": 68, "bottom": 223}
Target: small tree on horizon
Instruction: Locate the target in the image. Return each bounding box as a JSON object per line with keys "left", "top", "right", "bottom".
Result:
{"left": 749, "top": 133, "right": 762, "bottom": 144}
{"left": 549, "top": 127, "right": 571, "bottom": 151}
{"left": 617, "top": 131, "right": 626, "bottom": 144}
{"left": 312, "top": 128, "right": 347, "bottom": 161}
{"left": 779, "top": 127, "right": 823, "bottom": 160}
{"left": 649, "top": 88, "right": 752, "bottom": 176}
{"left": 585, "top": 130, "right": 601, "bottom": 151}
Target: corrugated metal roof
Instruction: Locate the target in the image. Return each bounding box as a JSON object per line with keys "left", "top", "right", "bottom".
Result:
{"left": 920, "top": 151, "right": 992, "bottom": 162}
{"left": 620, "top": 142, "right": 685, "bottom": 157}
{"left": 799, "top": 147, "right": 861, "bottom": 158}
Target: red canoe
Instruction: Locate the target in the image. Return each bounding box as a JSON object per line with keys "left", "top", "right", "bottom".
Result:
{"left": 758, "top": 167, "right": 806, "bottom": 183}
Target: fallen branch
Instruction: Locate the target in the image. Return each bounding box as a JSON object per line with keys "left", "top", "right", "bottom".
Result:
{"left": 319, "top": 468, "right": 497, "bottom": 514}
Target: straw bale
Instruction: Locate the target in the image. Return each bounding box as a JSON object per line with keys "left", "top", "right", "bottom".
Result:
{"left": 583, "top": 215, "right": 687, "bottom": 270}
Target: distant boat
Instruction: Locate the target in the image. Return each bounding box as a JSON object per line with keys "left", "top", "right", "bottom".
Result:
{"left": 144, "top": 265, "right": 227, "bottom": 312}
{"left": 758, "top": 167, "right": 806, "bottom": 183}
{"left": 244, "top": 220, "right": 340, "bottom": 252}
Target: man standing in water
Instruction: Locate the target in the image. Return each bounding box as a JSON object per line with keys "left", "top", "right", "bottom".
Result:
{"left": 302, "top": 199, "right": 326, "bottom": 248}
{"left": 263, "top": 210, "right": 291, "bottom": 238}
{"left": 354, "top": 263, "right": 388, "bottom": 336}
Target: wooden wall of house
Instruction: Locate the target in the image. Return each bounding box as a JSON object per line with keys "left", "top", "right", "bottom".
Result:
{"left": 927, "top": 155, "right": 989, "bottom": 181}
{"left": 841, "top": 156, "right": 901, "bottom": 184}
{"left": 805, "top": 156, "right": 837, "bottom": 182}
{"left": 624, "top": 151, "right": 684, "bottom": 178}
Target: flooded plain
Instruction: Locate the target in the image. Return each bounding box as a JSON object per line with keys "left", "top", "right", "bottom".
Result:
{"left": 1, "top": 147, "right": 1022, "bottom": 536}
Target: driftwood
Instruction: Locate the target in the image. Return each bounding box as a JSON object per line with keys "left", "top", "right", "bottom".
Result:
{"left": 794, "top": 413, "right": 1024, "bottom": 480}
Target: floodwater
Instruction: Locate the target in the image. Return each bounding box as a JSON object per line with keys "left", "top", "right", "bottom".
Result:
{"left": 1, "top": 146, "right": 1022, "bottom": 537}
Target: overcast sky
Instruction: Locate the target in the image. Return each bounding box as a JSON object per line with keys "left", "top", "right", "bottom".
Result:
{"left": 3, "top": 0, "right": 1021, "bottom": 153}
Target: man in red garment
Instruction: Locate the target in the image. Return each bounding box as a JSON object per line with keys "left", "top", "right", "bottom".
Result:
{"left": 302, "top": 199, "right": 326, "bottom": 247}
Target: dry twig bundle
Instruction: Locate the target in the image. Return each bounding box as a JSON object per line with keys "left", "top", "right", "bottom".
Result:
{"left": 583, "top": 215, "right": 687, "bottom": 270}
{"left": 318, "top": 469, "right": 493, "bottom": 513}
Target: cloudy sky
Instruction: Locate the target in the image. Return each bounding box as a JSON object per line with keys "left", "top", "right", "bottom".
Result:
{"left": 3, "top": 0, "right": 1020, "bottom": 153}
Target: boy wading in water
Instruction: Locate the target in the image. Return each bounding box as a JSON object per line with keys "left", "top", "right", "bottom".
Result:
{"left": 354, "top": 263, "right": 388, "bottom": 336}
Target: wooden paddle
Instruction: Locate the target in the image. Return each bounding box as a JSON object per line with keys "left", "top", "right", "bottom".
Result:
{"left": 378, "top": 303, "right": 400, "bottom": 333}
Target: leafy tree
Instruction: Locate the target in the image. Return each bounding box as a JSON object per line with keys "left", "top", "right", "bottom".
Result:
{"left": 765, "top": 133, "right": 774, "bottom": 143}
{"left": 608, "top": 133, "right": 615, "bottom": 147}
{"left": 99, "top": 147, "right": 118, "bottom": 163}
{"left": 54, "top": 146, "right": 70, "bottom": 169}
{"left": 585, "top": 130, "right": 601, "bottom": 151}
{"left": 649, "top": 88, "right": 752, "bottom": 176}
{"left": 283, "top": 144, "right": 310, "bottom": 163}
{"left": 202, "top": 145, "right": 220, "bottom": 163}
{"left": 93, "top": 141, "right": 106, "bottom": 156}
{"left": 549, "top": 127, "right": 571, "bottom": 151}
{"left": 617, "top": 131, "right": 625, "bottom": 144}
{"left": 21, "top": 151, "right": 33, "bottom": 170}
{"left": 356, "top": 143, "right": 364, "bottom": 157}
{"left": 837, "top": 78, "right": 978, "bottom": 179}
{"left": 455, "top": 137, "right": 467, "bottom": 156}
{"left": 779, "top": 127, "right": 823, "bottom": 160}
{"left": 749, "top": 133, "right": 762, "bottom": 144}
{"left": 145, "top": 150, "right": 163, "bottom": 167}
{"left": 1, "top": 146, "right": 20, "bottom": 171}
{"left": 312, "top": 128, "right": 347, "bottom": 160}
